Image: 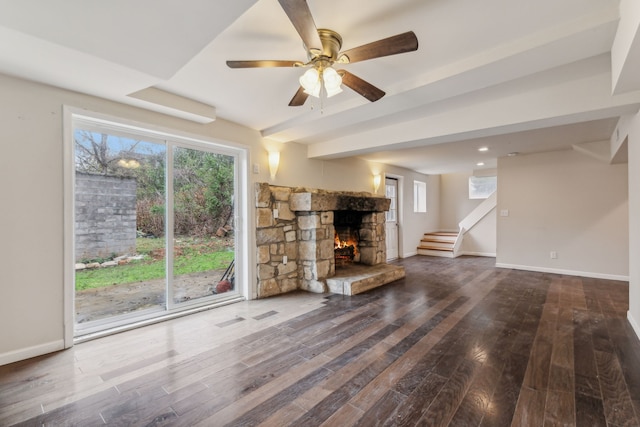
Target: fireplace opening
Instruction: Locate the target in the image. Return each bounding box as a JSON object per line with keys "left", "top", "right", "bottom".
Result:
{"left": 334, "top": 229, "right": 358, "bottom": 264}
{"left": 334, "top": 211, "right": 363, "bottom": 266}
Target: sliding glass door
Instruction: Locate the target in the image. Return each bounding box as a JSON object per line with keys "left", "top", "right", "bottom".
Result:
{"left": 169, "top": 146, "right": 236, "bottom": 306}
{"left": 70, "top": 113, "right": 244, "bottom": 337}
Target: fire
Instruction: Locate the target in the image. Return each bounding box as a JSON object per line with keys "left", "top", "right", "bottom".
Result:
{"left": 334, "top": 230, "right": 359, "bottom": 265}
{"left": 334, "top": 231, "right": 358, "bottom": 254}
{"left": 334, "top": 234, "right": 347, "bottom": 249}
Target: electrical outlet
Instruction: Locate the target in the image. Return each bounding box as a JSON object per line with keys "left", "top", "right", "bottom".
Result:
{"left": 283, "top": 255, "right": 288, "bottom": 265}
{"left": 273, "top": 209, "right": 279, "bottom": 219}
{"left": 500, "top": 209, "right": 509, "bottom": 217}
{"left": 550, "top": 251, "right": 557, "bottom": 259}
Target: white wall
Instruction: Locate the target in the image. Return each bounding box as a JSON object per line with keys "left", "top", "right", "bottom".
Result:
{"left": 496, "top": 149, "right": 629, "bottom": 279}
{"left": 461, "top": 209, "right": 497, "bottom": 256}
{"left": 439, "top": 173, "right": 482, "bottom": 230}
{"left": 440, "top": 171, "right": 496, "bottom": 256}
{"left": 626, "top": 112, "right": 640, "bottom": 339}
{"left": 0, "top": 73, "right": 431, "bottom": 365}
{"left": 261, "top": 141, "right": 373, "bottom": 192}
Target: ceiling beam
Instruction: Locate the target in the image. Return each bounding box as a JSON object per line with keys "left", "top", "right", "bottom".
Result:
{"left": 612, "top": 0, "right": 640, "bottom": 94}
{"left": 262, "top": 7, "right": 619, "bottom": 143}
{"left": 307, "top": 61, "right": 640, "bottom": 159}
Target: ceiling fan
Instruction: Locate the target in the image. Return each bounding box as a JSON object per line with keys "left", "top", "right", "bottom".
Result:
{"left": 226, "top": 0, "right": 419, "bottom": 106}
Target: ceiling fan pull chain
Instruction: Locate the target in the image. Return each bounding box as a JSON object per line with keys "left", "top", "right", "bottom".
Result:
{"left": 320, "top": 68, "right": 326, "bottom": 114}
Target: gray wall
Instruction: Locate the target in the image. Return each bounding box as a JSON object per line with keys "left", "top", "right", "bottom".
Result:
{"left": 75, "top": 172, "right": 137, "bottom": 260}
{"left": 496, "top": 149, "right": 628, "bottom": 279}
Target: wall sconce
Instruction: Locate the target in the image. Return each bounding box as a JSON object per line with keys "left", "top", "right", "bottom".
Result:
{"left": 373, "top": 174, "right": 381, "bottom": 193}
{"left": 268, "top": 151, "right": 280, "bottom": 180}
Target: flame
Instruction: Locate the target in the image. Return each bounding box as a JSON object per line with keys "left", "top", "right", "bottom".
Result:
{"left": 334, "top": 231, "right": 358, "bottom": 254}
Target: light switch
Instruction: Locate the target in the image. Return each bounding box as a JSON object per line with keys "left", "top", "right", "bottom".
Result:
{"left": 500, "top": 209, "right": 509, "bottom": 217}
{"left": 252, "top": 163, "right": 260, "bottom": 174}
{"left": 273, "top": 209, "right": 279, "bottom": 219}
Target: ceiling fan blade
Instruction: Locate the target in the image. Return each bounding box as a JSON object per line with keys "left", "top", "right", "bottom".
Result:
{"left": 288, "top": 86, "right": 309, "bottom": 106}
{"left": 278, "top": 0, "right": 322, "bottom": 51}
{"left": 338, "top": 70, "right": 385, "bottom": 102}
{"left": 226, "top": 60, "right": 302, "bottom": 68}
{"left": 339, "top": 31, "right": 418, "bottom": 64}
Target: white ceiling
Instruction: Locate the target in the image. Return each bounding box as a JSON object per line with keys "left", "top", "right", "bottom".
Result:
{"left": 1, "top": 0, "right": 639, "bottom": 174}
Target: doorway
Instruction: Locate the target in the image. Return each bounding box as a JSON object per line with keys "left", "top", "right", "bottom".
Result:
{"left": 385, "top": 177, "right": 399, "bottom": 260}
{"left": 67, "top": 111, "right": 247, "bottom": 339}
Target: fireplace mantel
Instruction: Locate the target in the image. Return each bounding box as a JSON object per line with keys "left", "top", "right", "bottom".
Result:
{"left": 289, "top": 190, "right": 390, "bottom": 212}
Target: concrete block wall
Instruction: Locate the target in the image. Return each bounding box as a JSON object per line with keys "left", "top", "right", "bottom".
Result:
{"left": 75, "top": 172, "right": 137, "bottom": 260}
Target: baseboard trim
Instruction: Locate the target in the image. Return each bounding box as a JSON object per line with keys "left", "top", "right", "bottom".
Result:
{"left": 495, "top": 263, "right": 629, "bottom": 282}
{"left": 401, "top": 251, "right": 417, "bottom": 258}
{"left": 459, "top": 251, "right": 496, "bottom": 258}
{"left": 0, "top": 340, "right": 65, "bottom": 367}
{"left": 628, "top": 312, "right": 640, "bottom": 341}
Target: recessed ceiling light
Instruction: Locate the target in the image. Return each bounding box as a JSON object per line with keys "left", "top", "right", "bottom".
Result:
{"left": 507, "top": 152, "right": 519, "bottom": 157}
{"left": 476, "top": 162, "right": 485, "bottom": 166}
{"left": 478, "top": 147, "right": 489, "bottom": 152}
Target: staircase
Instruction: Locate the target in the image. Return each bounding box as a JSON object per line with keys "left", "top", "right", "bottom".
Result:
{"left": 417, "top": 232, "right": 458, "bottom": 258}
{"left": 418, "top": 191, "right": 497, "bottom": 259}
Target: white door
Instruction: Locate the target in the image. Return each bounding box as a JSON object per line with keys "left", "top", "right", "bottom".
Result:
{"left": 385, "top": 177, "right": 399, "bottom": 260}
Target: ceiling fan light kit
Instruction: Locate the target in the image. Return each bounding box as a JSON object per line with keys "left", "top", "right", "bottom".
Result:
{"left": 300, "top": 67, "right": 343, "bottom": 98}
{"left": 226, "top": 0, "right": 418, "bottom": 106}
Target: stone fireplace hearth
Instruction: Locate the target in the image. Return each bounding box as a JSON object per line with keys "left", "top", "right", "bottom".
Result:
{"left": 255, "top": 183, "right": 405, "bottom": 298}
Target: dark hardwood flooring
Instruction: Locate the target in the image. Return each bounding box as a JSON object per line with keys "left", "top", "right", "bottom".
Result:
{"left": 1, "top": 256, "right": 639, "bottom": 426}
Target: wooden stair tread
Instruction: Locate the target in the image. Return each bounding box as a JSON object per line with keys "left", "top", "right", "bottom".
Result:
{"left": 421, "top": 237, "right": 455, "bottom": 243}
{"left": 417, "top": 245, "right": 454, "bottom": 251}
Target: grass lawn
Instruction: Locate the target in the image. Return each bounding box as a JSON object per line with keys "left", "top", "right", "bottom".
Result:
{"left": 76, "top": 236, "right": 234, "bottom": 290}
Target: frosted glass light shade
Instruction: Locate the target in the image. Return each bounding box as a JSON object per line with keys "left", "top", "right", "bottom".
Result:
{"left": 299, "top": 67, "right": 343, "bottom": 98}
{"left": 300, "top": 68, "right": 321, "bottom": 97}
{"left": 373, "top": 174, "right": 381, "bottom": 193}
{"left": 323, "top": 67, "right": 343, "bottom": 98}
{"left": 268, "top": 151, "right": 280, "bottom": 179}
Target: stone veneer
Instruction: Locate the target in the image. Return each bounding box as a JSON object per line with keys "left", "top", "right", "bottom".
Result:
{"left": 255, "top": 183, "right": 391, "bottom": 298}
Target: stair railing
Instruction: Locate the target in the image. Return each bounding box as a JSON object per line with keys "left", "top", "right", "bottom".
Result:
{"left": 453, "top": 191, "right": 497, "bottom": 257}
{"left": 452, "top": 227, "right": 465, "bottom": 257}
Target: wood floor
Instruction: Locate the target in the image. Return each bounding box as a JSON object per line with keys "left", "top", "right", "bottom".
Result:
{"left": 1, "top": 256, "right": 639, "bottom": 426}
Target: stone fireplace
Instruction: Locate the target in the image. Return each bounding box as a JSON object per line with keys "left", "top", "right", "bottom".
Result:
{"left": 255, "top": 183, "right": 405, "bottom": 298}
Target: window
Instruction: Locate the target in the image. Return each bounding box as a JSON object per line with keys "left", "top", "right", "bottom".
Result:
{"left": 385, "top": 178, "right": 398, "bottom": 223}
{"left": 413, "top": 180, "right": 427, "bottom": 213}
{"left": 65, "top": 109, "right": 248, "bottom": 339}
{"left": 469, "top": 175, "right": 497, "bottom": 199}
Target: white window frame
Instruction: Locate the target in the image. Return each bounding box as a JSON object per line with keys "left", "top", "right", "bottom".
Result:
{"left": 413, "top": 180, "right": 427, "bottom": 213}
{"left": 63, "top": 106, "right": 250, "bottom": 345}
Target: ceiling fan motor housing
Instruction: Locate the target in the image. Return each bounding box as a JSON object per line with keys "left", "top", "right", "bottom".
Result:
{"left": 310, "top": 29, "right": 343, "bottom": 62}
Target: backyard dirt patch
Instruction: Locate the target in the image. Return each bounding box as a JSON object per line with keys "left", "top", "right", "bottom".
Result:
{"left": 75, "top": 268, "right": 229, "bottom": 323}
